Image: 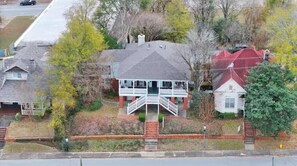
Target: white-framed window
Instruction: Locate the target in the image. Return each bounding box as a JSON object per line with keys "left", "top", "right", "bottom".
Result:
{"left": 225, "top": 98, "right": 235, "bottom": 108}
{"left": 13, "top": 72, "right": 22, "bottom": 78}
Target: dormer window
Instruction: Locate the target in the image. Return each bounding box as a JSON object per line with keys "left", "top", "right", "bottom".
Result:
{"left": 13, "top": 72, "right": 22, "bottom": 79}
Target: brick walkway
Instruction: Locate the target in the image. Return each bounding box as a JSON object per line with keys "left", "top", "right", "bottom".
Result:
{"left": 145, "top": 122, "right": 159, "bottom": 139}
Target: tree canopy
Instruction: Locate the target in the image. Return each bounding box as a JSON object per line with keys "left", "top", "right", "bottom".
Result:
{"left": 265, "top": 5, "right": 297, "bottom": 88}
{"left": 164, "top": 0, "right": 193, "bottom": 43}
{"left": 245, "top": 62, "right": 297, "bottom": 136}
{"left": 49, "top": 1, "right": 107, "bottom": 137}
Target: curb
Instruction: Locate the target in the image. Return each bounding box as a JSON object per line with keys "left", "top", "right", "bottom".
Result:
{"left": 1, "top": 150, "right": 297, "bottom": 160}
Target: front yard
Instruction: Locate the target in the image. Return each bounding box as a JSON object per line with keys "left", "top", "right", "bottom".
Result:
{"left": 71, "top": 105, "right": 144, "bottom": 136}
{"left": 158, "top": 139, "right": 244, "bottom": 151}
{"left": 6, "top": 118, "right": 54, "bottom": 140}
{"left": 159, "top": 118, "right": 242, "bottom": 136}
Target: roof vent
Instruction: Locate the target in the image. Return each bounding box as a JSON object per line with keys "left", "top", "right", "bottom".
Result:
{"left": 227, "top": 63, "right": 234, "bottom": 68}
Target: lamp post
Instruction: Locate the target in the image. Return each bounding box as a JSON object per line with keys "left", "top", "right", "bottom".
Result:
{"left": 64, "top": 138, "right": 69, "bottom": 152}
{"left": 203, "top": 125, "right": 206, "bottom": 148}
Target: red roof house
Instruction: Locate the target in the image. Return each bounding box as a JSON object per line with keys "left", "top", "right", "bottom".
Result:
{"left": 212, "top": 48, "right": 265, "bottom": 113}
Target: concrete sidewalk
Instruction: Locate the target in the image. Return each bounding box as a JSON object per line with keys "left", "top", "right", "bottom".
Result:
{"left": 1, "top": 150, "right": 297, "bottom": 160}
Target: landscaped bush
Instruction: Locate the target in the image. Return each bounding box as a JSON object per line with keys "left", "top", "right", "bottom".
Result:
{"left": 88, "top": 99, "right": 102, "bottom": 111}
{"left": 160, "top": 119, "right": 203, "bottom": 134}
{"left": 214, "top": 111, "right": 223, "bottom": 119}
{"left": 138, "top": 113, "right": 145, "bottom": 122}
{"left": 158, "top": 114, "right": 164, "bottom": 123}
{"left": 223, "top": 113, "right": 236, "bottom": 119}
{"left": 15, "top": 113, "right": 21, "bottom": 121}
{"left": 71, "top": 115, "right": 144, "bottom": 135}
{"left": 207, "top": 121, "right": 223, "bottom": 136}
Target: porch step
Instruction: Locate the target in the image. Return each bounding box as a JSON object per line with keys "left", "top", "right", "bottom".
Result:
{"left": 0, "top": 127, "right": 6, "bottom": 148}
{"left": 145, "top": 139, "right": 158, "bottom": 151}
{"left": 145, "top": 122, "right": 159, "bottom": 139}
{"left": 244, "top": 120, "right": 255, "bottom": 145}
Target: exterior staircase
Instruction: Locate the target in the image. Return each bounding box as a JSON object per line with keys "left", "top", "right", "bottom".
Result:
{"left": 0, "top": 127, "right": 6, "bottom": 149}
{"left": 244, "top": 120, "right": 255, "bottom": 144}
{"left": 127, "top": 96, "right": 178, "bottom": 116}
{"left": 145, "top": 122, "right": 159, "bottom": 151}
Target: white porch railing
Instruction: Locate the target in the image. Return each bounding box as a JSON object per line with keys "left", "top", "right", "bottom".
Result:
{"left": 120, "top": 88, "right": 187, "bottom": 97}
{"left": 127, "top": 96, "right": 146, "bottom": 115}
{"left": 159, "top": 96, "right": 178, "bottom": 116}
{"left": 126, "top": 96, "right": 178, "bottom": 116}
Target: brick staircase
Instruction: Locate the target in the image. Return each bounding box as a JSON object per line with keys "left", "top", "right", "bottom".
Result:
{"left": 145, "top": 122, "right": 159, "bottom": 139}
{"left": 0, "top": 127, "right": 6, "bottom": 149}
{"left": 244, "top": 120, "right": 255, "bottom": 144}
{"left": 145, "top": 122, "right": 159, "bottom": 151}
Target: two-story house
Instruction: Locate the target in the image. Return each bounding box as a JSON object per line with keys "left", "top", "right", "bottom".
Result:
{"left": 101, "top": 35, "right": 191, "bottom": 116}
{"left": 0, "top": 43, "right": 50, "bottom": 115}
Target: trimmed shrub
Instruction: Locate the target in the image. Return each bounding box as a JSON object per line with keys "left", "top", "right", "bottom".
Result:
{"left": 89, "top": 99, "right": 102, "bottom": 111}
{"left": 138, "top": 113, "right": 146, "bottom": 122}
{"left": 158, "top": 114, "right": 164, "bottom": 123}
{"left": 223, "top": 113, "right": 236, "bottom": 119}
{"left": 214, "top": 111, "right": 223, "bottom": 119}
{"left": 15, "top": 113, "right": 21, "bottom": 121}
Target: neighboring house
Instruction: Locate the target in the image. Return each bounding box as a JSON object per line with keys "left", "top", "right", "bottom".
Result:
{"left": 0, "top": 43, "right": 50, "bottom": 115}
{"left": 212, "top": 48, "right": 268, "bottom": 114}
{"left": 101, "top": 35, "right": 191, "bottom": 116}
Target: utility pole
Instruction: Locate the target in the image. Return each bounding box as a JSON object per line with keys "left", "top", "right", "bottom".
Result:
{"left": 272, "top": 156, "right": 274, "bottom": 166}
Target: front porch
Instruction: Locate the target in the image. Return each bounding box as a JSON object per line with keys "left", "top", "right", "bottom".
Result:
{"left": 118, "top": 98, "right": 187, "bottom": 118}
{"left": 119, "top": 80, "right": 188, "bottom": 97}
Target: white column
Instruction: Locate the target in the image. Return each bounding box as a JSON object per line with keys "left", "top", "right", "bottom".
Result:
{"left": 119, "top": 80, "right": 121, "bottom": 95}
{"left": 146, "top": 81, "right": 148, "bottom": 96}
{"left": 133, "top": 80, "right": 135, "bottom": 95}
{"left": 158, "top": 81, "right": 160, "bottom": 95}
{"left": 172, "top": 81, "right": 174, "bottom": 96}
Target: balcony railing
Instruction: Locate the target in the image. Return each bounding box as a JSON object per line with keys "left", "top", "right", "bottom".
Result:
{"left": 119, "top": 87, "right": 187, "bottom": 97}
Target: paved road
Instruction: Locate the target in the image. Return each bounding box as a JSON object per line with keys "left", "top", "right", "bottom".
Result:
{"left": 1, "top": 156, "right": 297, "bottom": 166}
{"left": 0, "top": 3, "right": 49, "bottom": 17}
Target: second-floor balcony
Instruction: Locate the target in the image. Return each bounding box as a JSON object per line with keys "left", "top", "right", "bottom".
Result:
{"left": 119, "top": 79, "right": 188, "bottom": 97}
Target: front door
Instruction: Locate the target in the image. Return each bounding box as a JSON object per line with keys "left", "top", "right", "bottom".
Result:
{"left": 152, "top": 81, "right": 157, "bottom": 88}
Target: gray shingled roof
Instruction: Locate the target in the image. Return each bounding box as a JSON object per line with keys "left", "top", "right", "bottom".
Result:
{"left": 101, "top": 41, "right": 190, "bottom": 81}
{"left": 0, "top": 42, "right": 49, "bottom": 103}
{"left": 118, "top": 51, "right": 187, "bottom": 80}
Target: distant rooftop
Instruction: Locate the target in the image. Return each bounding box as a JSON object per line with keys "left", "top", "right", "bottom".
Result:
{"left": 14, "top": 0, "right": 80, "bottom": 48}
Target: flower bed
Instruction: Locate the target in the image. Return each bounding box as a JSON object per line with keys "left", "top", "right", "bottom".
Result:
{"left": 71, "top": 114, "right": 144, "bottom": 135}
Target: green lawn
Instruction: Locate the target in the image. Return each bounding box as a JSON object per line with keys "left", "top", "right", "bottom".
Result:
{"left": 0, "top": 16, "right": 34, "bottom": 50}
{"left": 3, "top": 142, "right": 58, "bottom": 153}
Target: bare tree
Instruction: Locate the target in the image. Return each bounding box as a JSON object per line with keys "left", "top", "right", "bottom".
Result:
{"left": 216, "top": 0, "right": 239, "bottom": 22}
{"left": 187, "top": 0, "right": 215, "bottom": 29}
{"left": 66, "top": 0, "right": 97, "bottom": 22}
{"left": 131, "top": 12, "right": 165, "bottom": 41}
{"left": 95, "top": 0, "right": 142, "bottom": 44}
{"left": 178, "top": 27, "right": 216, "bottom": 90}
{"left": 74, "top": 54, "right": 111, "bottom": 103}
{"left": 150, "top": 0, "right": 171, "bottom": 13}
{"left": 198, "top": 93, "right": 215, "bottom": 123}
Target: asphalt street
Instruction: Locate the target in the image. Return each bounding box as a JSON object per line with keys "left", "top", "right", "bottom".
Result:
{"left": 1, "top": 156, "right": 297, "bottom": 166}
{"left": 0, "top": 3, "right": 49, "bottom": 17}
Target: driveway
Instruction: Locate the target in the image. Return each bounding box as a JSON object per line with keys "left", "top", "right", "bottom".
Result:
{"left": 0, "top": 3, "right": 49, "bottom": 17}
